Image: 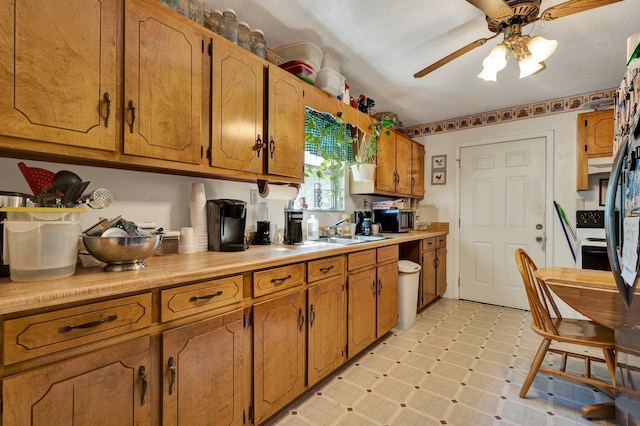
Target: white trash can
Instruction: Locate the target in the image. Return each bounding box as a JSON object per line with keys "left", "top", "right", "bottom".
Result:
{"left": 397, "top": 259, "right": 421, "bottom": 330}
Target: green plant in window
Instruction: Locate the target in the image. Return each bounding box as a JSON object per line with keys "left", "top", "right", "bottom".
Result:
{"left": 304, "top": 111, "right": 356, "bottom": 180}
{"left": 355, "top": 115, "right": 395, "bottom": 165}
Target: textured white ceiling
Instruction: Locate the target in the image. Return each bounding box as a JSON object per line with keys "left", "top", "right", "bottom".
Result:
{"left": 204, "top": 0, "right": 639, "bottom": 127}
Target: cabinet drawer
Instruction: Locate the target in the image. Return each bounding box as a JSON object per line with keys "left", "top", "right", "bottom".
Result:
{"left": 254, "top": 263, "right": 305, "bottom": 297}
{"left": 161, "top": 275, "right": 243, "bottom": 321}
{"left": 422, "top": 237, "right": 436, "bottom": 251}
{"left": 3, "top": 293, "right": 152, "bottom": 365}
{"left": 347, "top": 249, "right": 376, "bottom": 271}
{"left": 436, "top": 235, "right": 446, "bottom": 248}
{"left": 377, "top": 245, "right": 398, "bottom": 263}
{"left": 308, "top": 255, "right": 344, "bottom": 283}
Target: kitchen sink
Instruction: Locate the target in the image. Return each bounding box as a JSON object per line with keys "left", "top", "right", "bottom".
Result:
{"left": 326, "top": 235, "right": 389, "bottom": 245}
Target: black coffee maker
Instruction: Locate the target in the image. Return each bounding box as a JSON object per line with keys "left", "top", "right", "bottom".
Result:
{"left": 354, "top": 210, "right": 372, "bottom": 236}
{"left": 206, "top": 199, "right": 248, "bottom": 252}
{"left": 284, "top": 209, "right": 304, "bottom": 244}
{"left": 253, "top": 202, "right": 271, "bottom": 245}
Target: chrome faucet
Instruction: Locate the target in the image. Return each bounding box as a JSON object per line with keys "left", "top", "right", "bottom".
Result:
{"left": 324, "top": 218, "right": 348, "bottom": 236}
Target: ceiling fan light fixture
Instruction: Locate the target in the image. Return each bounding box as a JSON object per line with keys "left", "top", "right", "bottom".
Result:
{"left": 485, "top": 44, "right": 508, "bottom": 71}
{"left": 518, "top": 55, "right": 544, "bottom": 78}
{"left": 477, "top": 66, "right": 498, "bottom": 82}
{"left": 528, "top": 35, "right": 558, "bottom": 62}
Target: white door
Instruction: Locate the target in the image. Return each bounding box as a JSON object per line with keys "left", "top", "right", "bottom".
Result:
{"left": 459, "top": 138, "right": 547, "bottom": 309}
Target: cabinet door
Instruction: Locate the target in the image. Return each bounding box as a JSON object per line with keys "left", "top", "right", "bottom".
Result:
{"left": 581, "top": 109, "right": 614, "bottom": 158}
{"left": 376, "top": 261, "right": 398, "bottom": 336}
{"left": 375, "top": 130, "right": 397, "bottom": 193}
{"left": 0, "top": 0, "right": 117, "bottom": 151}
{"left": 211, "top": 39, "right": 264, "bottom": 173}
{"left": 395, "top": 134, "right": 412, "bottom": 196}
{"left": 254, "top": 290, "right": 306, "bottom": 424}
{"left": 267, "top": 65, "right": 305, "bottom": 179}
{"left": 421, "top": 249, "right": 437, "bottom": 308}
{"left": 162, "top": 309, "right": 248, "bottom": 426}
{"left": 347, "top": 268, "right": 377, "bottom": 357}
{"left": 124, "top": 0, "right": 203, "bottom": 163}
{"left": 308, "top": 276, "right": 346, "bottom": 387}
{"left": 411, "top": 141, "right": 425, "bottom": 198}
{"left": 3, "top": 336, "right": 151, "bottom": 425}
{"left": 436, "top": 247, "right": 447, "bottom": 296}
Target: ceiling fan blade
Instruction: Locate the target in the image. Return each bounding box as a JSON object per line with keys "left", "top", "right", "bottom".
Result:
{"left": 414, "top": 37, "right": 493, "bottom": 78}
{"left": 540, "top": 0, "right": 622, "bottom": 20}
{"left": 466, "top": 0, "right": 513, "bottom": 20}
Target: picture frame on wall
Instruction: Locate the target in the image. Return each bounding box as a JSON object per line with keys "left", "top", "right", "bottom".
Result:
{"left": 431, "top": 155, "right": 446, "bottom": 170}
{"left": 431, "top": 169, "right": 446, "bottom": 185}
{"left": 599, "top": 178, "right": 608, "bottom": 206}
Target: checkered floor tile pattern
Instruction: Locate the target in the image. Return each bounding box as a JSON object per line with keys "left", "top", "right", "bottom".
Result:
{"left": 264, "top": 298, "right": 616, "bottom": 426}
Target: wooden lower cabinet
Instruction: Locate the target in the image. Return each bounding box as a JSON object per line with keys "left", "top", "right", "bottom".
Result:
{"left": 162, "top": 308, "right": 249, "bottom": 426}
{"left": 347, "top": 247, "right": 399, "bottom": 358}
{"left": 420, "top": 236, "right": 447, "bottom": 308}
{"left": 308, "top": 276, "right": 347, "bottom": 387}
{"left": 253, "top": 290, "right": 306, "bottom": 424}
{"left": 2, "top": 336, "right": 152, "bottom": 425}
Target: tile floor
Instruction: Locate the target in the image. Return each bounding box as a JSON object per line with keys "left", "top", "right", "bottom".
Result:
{"left": 265, "top": 298, "right": 617, "bottom": 426}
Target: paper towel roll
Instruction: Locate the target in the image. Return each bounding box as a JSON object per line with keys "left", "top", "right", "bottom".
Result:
{"left": 627, "top": 32, "right": 640, "bottom": 68}
{"left": 258, "top": 183, "right": 299, "bottom": 200}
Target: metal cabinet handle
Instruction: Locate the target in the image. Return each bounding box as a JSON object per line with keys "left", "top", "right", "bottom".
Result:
{"left": 319, "top": 265, "right": 334, "bottom": 273}
{"left": 128, "top": 100, "right": 136, "bottom": 133}
{"left": 309, "top": 305, "right": 316, "bottom": 327}
{"left": 298, "top": 308, "right": 305, "bottom": 331}
{"left": 378, "top": 279, "right": 382, "bottom": 295}
{"left": 255, "top": 135, "right": 264, "bottom": 157}
{"left": 372, "top": 280, "right": 376, "bottom": 295}
{"left": 168, "top": 356, "right": 176, "bottom": 396}
{"left": 103, "top": 92, "right": 111, "bottom": 128}
{"left": 189, "top": 290, "right": 223, "bottom": 302}
{"left": 270, "top": 137, "right": 275, "bottom": 158}
{"left": 58, "top": 314, "right": 117, "bottom": 333}
{"left": 138, "top": 365, "right": 148, "bottom": 406}
{"left": 270, "top": 274, "right": 292, "bottom": 285}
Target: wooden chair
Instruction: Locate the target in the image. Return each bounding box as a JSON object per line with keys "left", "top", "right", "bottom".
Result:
{"left": 514, "top": 248, "right": 617, "bottom": 400}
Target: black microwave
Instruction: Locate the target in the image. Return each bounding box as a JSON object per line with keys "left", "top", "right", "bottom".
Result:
{"left": 372, "top": 209, "right": 415, "bottom": 233}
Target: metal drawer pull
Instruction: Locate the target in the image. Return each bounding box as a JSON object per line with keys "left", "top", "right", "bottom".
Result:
{"left": 189, "top": 290, "right": 223, "bottom": 302}
{"left": 319, "top": 265, "right": 334, "bottom": 273}
{"left": 270, "top": 274, "right": 292, "bottom": 285}
{"left": 103, "top": 92, "right": 111, "bottom": 128}
{"left": 58, "top": 314, "right": 118, "bottom": 333}
{"left": 138, "top": 365, "right": 148, "bottom": 406}
{"left": 168, "top": 356, "right": 176, "bottom": 396}
{"left": 128, "top": 100, "right": 136, "bottom": 133}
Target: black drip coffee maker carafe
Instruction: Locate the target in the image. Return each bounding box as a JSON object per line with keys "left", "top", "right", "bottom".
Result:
{"left": 253, "top": 202, "right": 270, "bottom": 245}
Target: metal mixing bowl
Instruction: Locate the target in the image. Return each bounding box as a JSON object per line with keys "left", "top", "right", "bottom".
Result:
{"left": 82, "top": 234, "right": 163, "bottom": 272}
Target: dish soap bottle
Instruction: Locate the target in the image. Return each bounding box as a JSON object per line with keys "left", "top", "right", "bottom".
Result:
{"left": 307, "top": 215, "right": 319, "bottom": 240}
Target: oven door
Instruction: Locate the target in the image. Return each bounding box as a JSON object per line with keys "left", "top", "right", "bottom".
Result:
{"left": 580, "top": 244, "right": 611, "bottom": 271}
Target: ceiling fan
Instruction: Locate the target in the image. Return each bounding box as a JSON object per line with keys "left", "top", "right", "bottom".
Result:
{"left": 413, "top": 0, "right": 623, "bottom": 80}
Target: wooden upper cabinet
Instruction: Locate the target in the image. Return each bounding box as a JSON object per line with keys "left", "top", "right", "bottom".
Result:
{"left": 266, "top": 65, "right": 305, "bottom": 179}
{"left": 576, "top": 109, "right": 614, "bottom": 190}
{"left": 395, "top": 134, "right": 412, "bottom": 195}
{"left": 411, "top": 140, "right": 425, "bottom": 198}
{"left": 123, "top": 0, "right": 203, "bottom": 164}
{"left": 0, "top": 0, "right": 118, "bottom": 151}
{"left": 375, "top": 128, "right": 397, "bottom": 193}
{"left": 210, "top": 39, "right": 264, "bottom": 173}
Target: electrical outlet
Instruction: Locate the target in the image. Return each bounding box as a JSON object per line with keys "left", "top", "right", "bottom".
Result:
{"left": 250, "top": 189, "right": 258, "bottom": 205}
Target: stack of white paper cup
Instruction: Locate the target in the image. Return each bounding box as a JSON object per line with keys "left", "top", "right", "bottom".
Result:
{"left": 179, "top": 227, "right": 196, "bottom": 254}
{"left": 189, "top": 183, "right": 208, "bottom": 252}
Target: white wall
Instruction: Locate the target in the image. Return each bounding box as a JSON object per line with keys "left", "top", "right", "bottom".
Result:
{"left": 415, "top": 110, "right": 598, "bottom": 317}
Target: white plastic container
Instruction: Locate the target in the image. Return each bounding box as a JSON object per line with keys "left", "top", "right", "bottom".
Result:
{"left": 272, "top": 41, "right": 323, "bottom": 72}
{"left": 321, "top": 52, "right": 341, "bottom": 74}
{"left": 397, "top": 260, "right": 421, "bottom": 330}
{"left": 1, "top": 207, "right": 83, "bottom": 282}
{"left": 306, "top": 215, "right": 319, "bottom": 240}
{"left": 315, "top": 67, "right": 345, "bottom": 97}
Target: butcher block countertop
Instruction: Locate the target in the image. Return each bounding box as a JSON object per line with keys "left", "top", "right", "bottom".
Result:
{"left": 0, "top": 230, "right": 447, "bottom": 316}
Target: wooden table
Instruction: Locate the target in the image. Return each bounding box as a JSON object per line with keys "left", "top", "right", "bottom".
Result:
{"left": 534, "top": 267, "right": 631, "bottom": 420}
